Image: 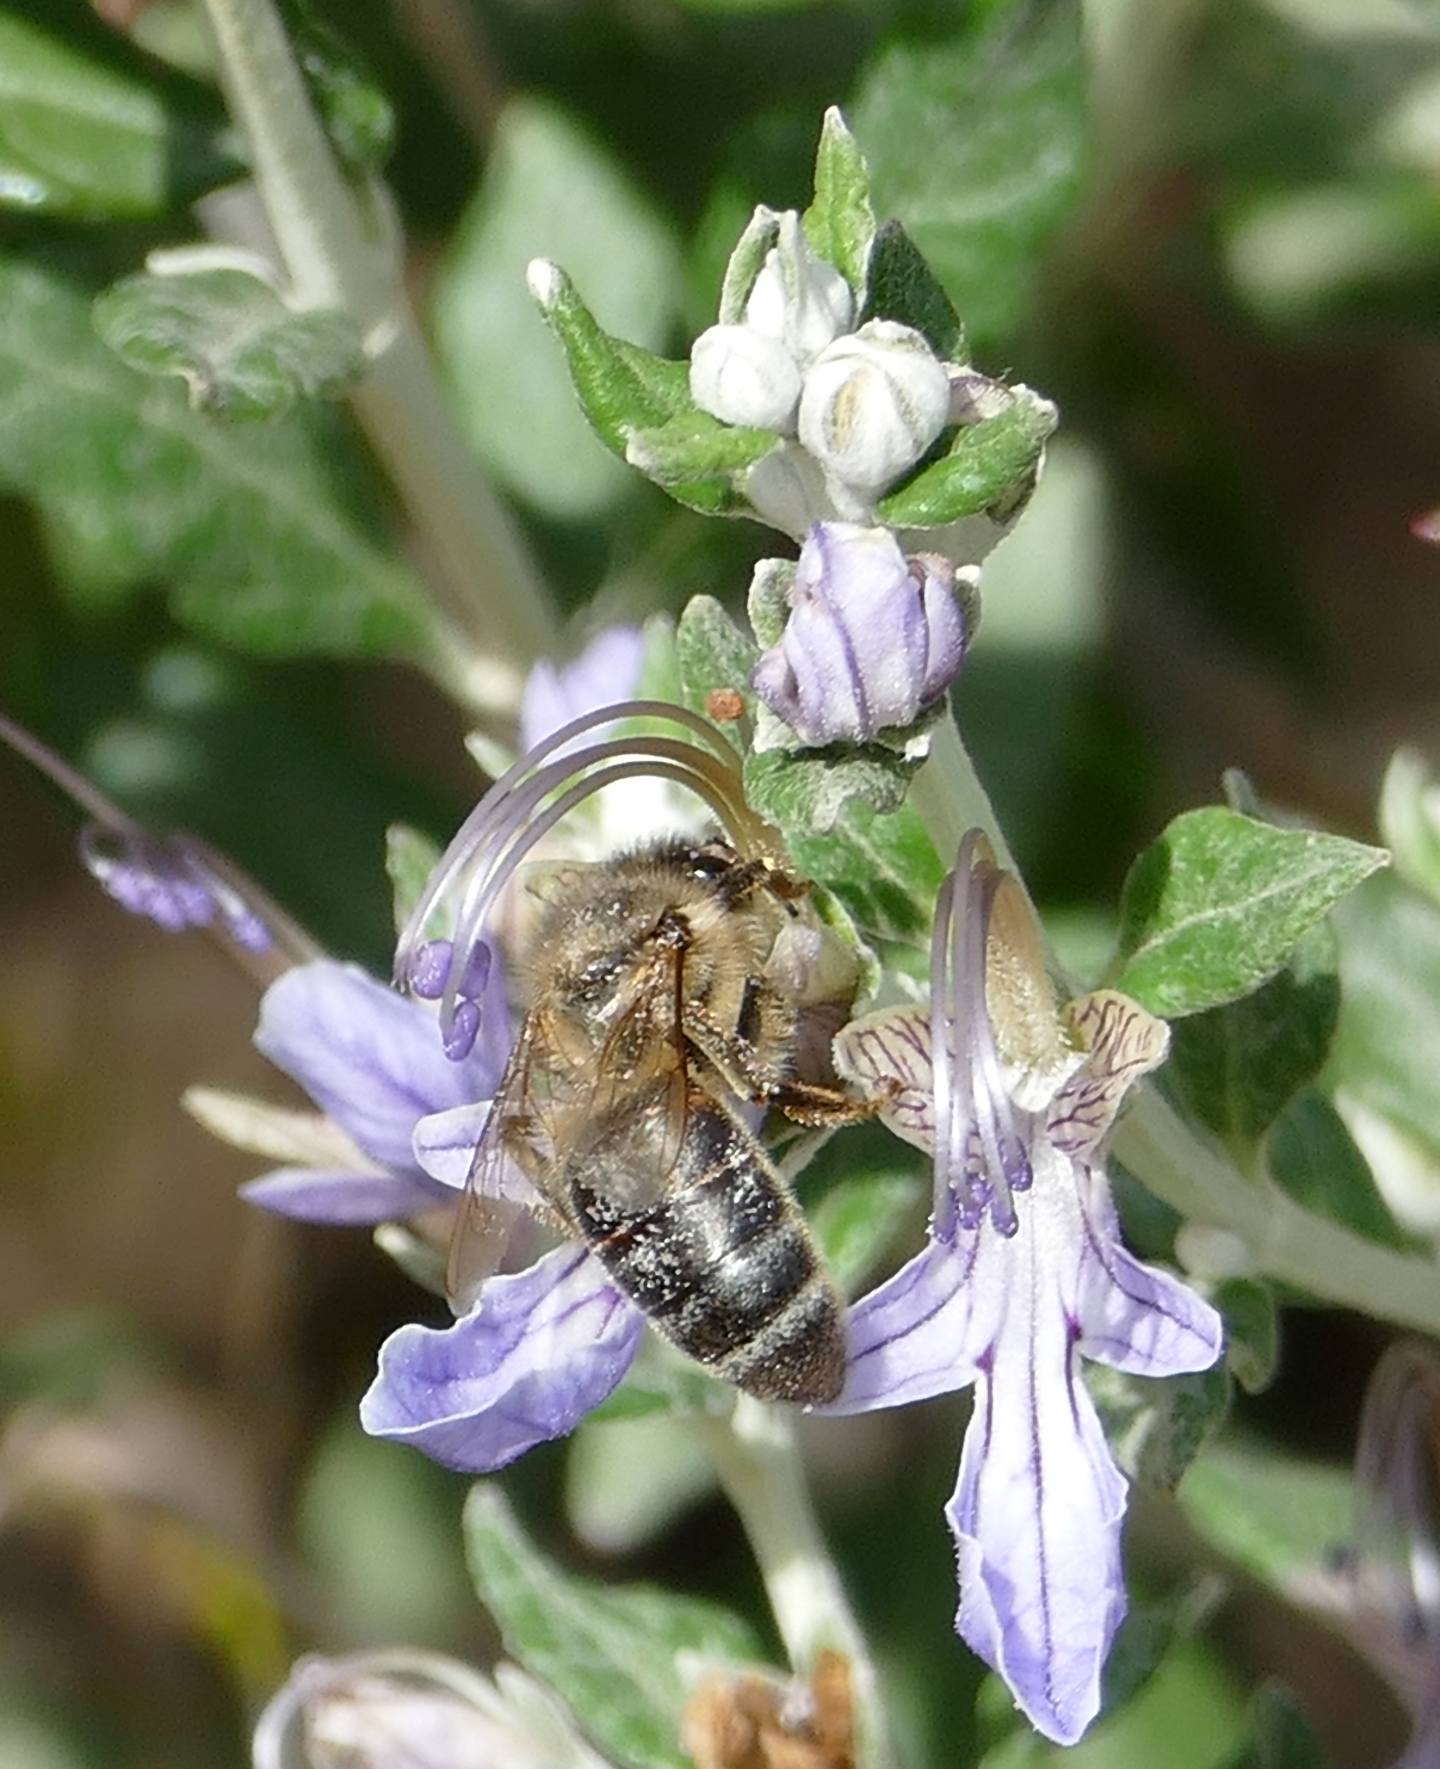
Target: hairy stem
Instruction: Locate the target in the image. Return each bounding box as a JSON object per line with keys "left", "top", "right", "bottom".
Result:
{"left": 695, "top": 1396, "right": 893, "bottom": 1769}
{"left": 917, "top": 704, "right": 1440, "bottom": 1339}
{"left": 197, "top": 0, "right": 556, "bottom": 711}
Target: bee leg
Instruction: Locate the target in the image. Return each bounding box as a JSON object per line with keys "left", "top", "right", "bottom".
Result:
{"left": 682, "top": 1003, "right": 885, "bottom": 1126}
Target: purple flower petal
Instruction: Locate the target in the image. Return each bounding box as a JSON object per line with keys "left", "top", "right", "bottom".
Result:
{"left": 256, "top": 962, "right": 500, "bottom": 1174}
{"left": 519, "top": 627, "right": 646, "bottom": 755}
{"left": 948, "top": 1324, "right": 1128, "bottom": 1747}
{"left": 824, "top": 1237, "right": 1002, "bottom": 1413}
{"left": 1074, "top": 1170, "right": 1223, "bottom": 1377}
{"left": 359, "top": 1246, "right": 644, "bottom": 1471}
{"left": 241, "top": 1167, "right": 446, "bottom": 1225}
{"left": 412, "top": 1103, "right": 543, "bottom": 1212}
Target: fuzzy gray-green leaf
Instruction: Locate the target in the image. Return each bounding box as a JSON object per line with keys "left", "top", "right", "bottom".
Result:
{"left": 803, "top": 107, "right": 876, "bottom": 304}
{"left": 0, "top": 255, "right": 425, "bottom": 659}
{"left": 861, "top": 219, "right": 964, "bottom": 360}
{"left": 854, "top": 0, "right": 1087, "bottom": 354}
{"left": 876, "top": 392, "right": 1056, "bottom": 529}
{"left": 1168, "top": 924, "right": 1340, "bottom": 1158}
{"left": 464, "top": 1484, "right": 762, "bottom": 1769}
{"left": 94, "top": 269, "right": 363, "bottom": 420}
{"left": 744, "top": 746, "right": 917, "bottom": 838}
{"left": 0, "top": 13, "right": 236, "bottom": 218}
{"left": 1113, "top": 808, "right": 1387, "bottom": 1019}
{"left": 675, "top": 595, "right": 759, "bottom": 731}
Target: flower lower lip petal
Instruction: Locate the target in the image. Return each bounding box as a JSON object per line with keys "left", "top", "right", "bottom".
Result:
{"left": 241, "top": 1167, "right": 445, "bottom": 1226}
{"left": 359, "top": 1245, "right": 644, "bottom": 1472}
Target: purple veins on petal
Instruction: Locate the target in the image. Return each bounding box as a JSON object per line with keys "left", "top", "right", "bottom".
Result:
{"left": 359, "top": 1245, "right": 645, "bottom": 1472}
{"left": 947, "top": 1300, "right": 1130, "bottom": 1747}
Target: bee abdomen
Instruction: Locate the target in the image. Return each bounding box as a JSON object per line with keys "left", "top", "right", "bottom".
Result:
{"left": 571, "top": 1133, "right": 845, "bottom": 1405}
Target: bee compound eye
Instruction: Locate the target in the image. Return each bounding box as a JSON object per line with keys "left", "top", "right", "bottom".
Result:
{"left": 687, "top": 843, "right": 734, "bottom": 880}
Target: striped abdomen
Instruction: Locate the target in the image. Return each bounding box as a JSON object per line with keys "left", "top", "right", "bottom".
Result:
{"left": 565, "top": 1096, "right": 845, "bottom": 1405}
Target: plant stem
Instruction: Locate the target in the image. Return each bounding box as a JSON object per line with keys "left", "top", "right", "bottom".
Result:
{"left": 909, "top": 706, "right": 1018, "bottom": 874}
{"left": 197, "top": 0, "right": 556, "bottom": 713}
{"left": 695, "top": 1395, "right": 894, "bottom": 1769}
{"left": 917, "top": 704, "right": 1440, "bottom": 1340}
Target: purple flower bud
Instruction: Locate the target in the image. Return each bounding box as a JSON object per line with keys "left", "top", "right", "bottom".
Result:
{"left": 79, "top": 824, "right": 275, "bottom": 953}
{"left": 751, "top": 522, "right": 972, "bottom": 747}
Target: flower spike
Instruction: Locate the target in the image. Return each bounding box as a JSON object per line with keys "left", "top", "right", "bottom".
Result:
{"left": 0, "top": 709, "right": 312, "bottom": 969}
{"left": 395, "top": 700, "right": 785, "bottom": 1060}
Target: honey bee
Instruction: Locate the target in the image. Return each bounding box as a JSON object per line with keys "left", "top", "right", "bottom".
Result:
{"left": 448, "top": 837, "right": 876, "bottom": 1405}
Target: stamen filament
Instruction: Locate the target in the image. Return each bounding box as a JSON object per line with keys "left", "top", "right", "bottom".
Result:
{"left": 396, "top": 702, "right": 784, "bottom": 1058}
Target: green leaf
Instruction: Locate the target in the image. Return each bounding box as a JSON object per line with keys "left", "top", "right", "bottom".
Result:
{"left": 744, "top": 746, "right": 918, "bottom": 838}
{"left": 875, "top": 391, "right": 1057, "bottom": 529}
{"left": 283, "top": 0, "right": 394, "bottom": 173}
{"left": 1112, "top": 808, "right": 1388, "bottom": 1019}
{"left": 385, "top": 824, "right": 442, "bottom": 935}
{"left": 717, "top": 205, "right": 780, "bottom": 325}
{"left": 1168, "top": 925, "right": 1340, "bottom": 1159}
{"left": 1228, "top": 1687, "right": 1331, "bottom": 1769}
{"left": 1215, "top": 1278, "right": 1279, "bottom": 1396}
{"left": 566, "top": 1414, "right": 717, "bottom": 1554}
{"left": 626, "top": 409, "right": 777, "bottom": 486}
{"left": 803, "top": 106, "right": 877, "bottom": 304}
{"left": 0, "top": 255, "right": 426, "bottom": 658}
{"left": 810, "top": 1169, "right": 923, "bottom": 1297}
{"left": 1268, "top": 1089, "right": 1417, "bottom": 1254}
{"left": 786, "top": 799, "right": 944, "bottom": 947}
{"left": 860, "top": 219, "right": 964, "bottom": 360}
{"left": 0, "top": 11, "right": 236, "bottom": 218}
{"left": 675, "top": 595, "right": 759, "bottom": 730}
{"left": 437, "top": 98, "right": 684, "bottom": 521}
{"left": 1378, "top": 747, "right": 1440, "bottom": 908}
{"left": 853, "top": 0, "right": 1087, "bottom": 354}
{"left": 1179, "top": 1440, "right": 1353, "bottom": 1599}
{"left": 1088, "top": 1359, "right": 1232, "bottom": 1493}
{"left": 93, "top": 268, "right": 364, "bottom": 421}
{"left": 464, "top": 1484, "right": 762, "bottom": 1769}
{"left": 1328, "top": 872, "right": 1440, "bottom": 1211}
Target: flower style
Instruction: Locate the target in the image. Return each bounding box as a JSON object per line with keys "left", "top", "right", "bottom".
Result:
{"left": 362, "top": 700, "right": 801, "bottom": 1470}
{"left": 751, "top": 521, "right": 974, "bottom": 748}
{"left": 827, "top": 831, "right": 1224, "bottom": 1745}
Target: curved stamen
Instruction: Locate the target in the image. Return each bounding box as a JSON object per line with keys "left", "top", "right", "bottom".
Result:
{"left": 395, "top": 702, "right": 783, "bottom": 1060}
{"left": 930, "top": 829, "right": 1035, "bottom": 1238}
{"left": 1353, "top": 1340, "right": 1440, "bottom": 1650}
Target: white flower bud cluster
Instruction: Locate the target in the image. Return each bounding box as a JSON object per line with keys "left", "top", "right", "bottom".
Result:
{"left": 688, "top": 210, "right": 953, "bottom": 530}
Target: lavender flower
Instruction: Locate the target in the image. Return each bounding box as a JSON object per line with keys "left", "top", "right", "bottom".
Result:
{"left": 827, "top": 831, "right": 1223, "bottom": 1745}
{"left": 518, "top": 625, "right": 647, "bottom": 756}
{"left": 365, "top": 701, "right": 794, "bottom": 1469}
{"left": 752, "top": 522, "right": 973, "bottom": 748}
{"left": 235, "top": 956, "right": 509, "bottom": 1225}
{"left": 0, "top": 710, "right": 291, "bottom": 960}
{"left": 252, "top": 1650, "right": 611, "bottom": 1769}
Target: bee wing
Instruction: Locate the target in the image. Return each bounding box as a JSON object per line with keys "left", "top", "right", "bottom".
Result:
{"left": 446, "top": 1007, "right": 563, "bottom": 1314}
{"left": 574, "top": 943, "right": 692, "bottom": 1206}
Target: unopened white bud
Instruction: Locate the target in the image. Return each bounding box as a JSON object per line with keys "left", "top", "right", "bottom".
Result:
{"left": 743, "top": 212, "right": 852, "bottom": 364}
{"left": 690, "top": 323, "right": 801, "bottom": 432}
{"left": 798, "top": 319, "right": 950, "bottom": 491}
